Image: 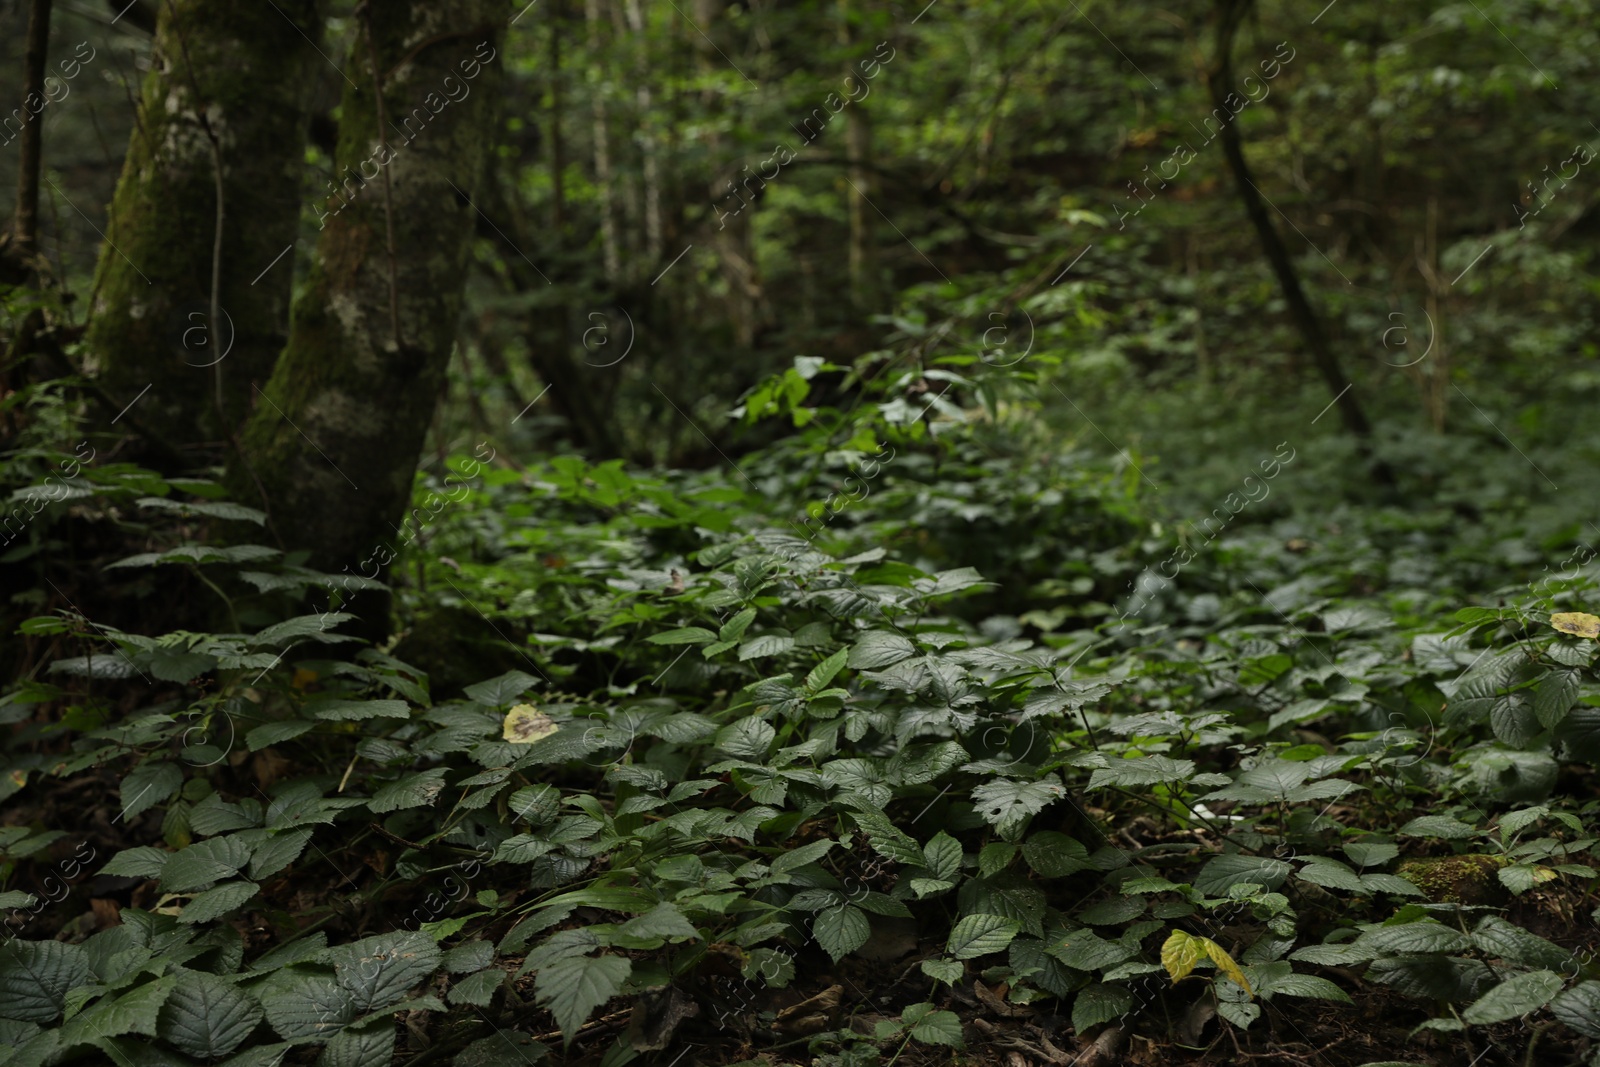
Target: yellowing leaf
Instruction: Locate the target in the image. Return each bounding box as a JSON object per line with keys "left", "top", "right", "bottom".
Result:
{"left": 1202, "top": 939, "right": 1253, "bottom": 997}
{"left": 1550, "top": 612, "right": 1600, "bottom": 639}
{"left": 502, "top": 704, "right": 557, "bottom": 744}
{"left": 1161, "top": 929, "right": 1204, "bottom": 983}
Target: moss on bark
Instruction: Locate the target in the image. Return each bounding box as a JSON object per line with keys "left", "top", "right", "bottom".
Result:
{"left": 86, "top": 0, "right": 326, "bottom": 452}
{"left": 232, "top": 0, "right": 510, "bottom": 594}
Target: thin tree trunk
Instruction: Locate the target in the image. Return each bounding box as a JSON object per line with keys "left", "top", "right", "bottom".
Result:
{"left": 838, "top": 0, "right": 877, "bottom": 309}
{"left": 233, "top": 0, "right": 510, "bottom": 593}
{"left": 1208, "top": 0, "right": 1390, "bottom": 482}
{"left": 584, "top": 0, "right": 620, "bottom": 282}
{"left": 622, "top": 0, "right": 662, "bottom": 263}
{"left": 85, "top": 0, "right": 327, "bottom": 454}
{"left": 12, "top": 0, "right": 53, "bottom": 273}
{"left": 548, "top": 0, "right": 565, "bottom": 232}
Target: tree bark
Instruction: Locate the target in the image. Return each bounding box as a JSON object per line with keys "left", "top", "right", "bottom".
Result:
{"left": 584, "top": 0, "right": 621, "bottom": 282}
{"left": 1208, "top": 0, "right": 1391, "bottom": 483}
{"left": 85, "top": 0, "right": 327, "bottom": 453}
{"left": 11, "top": 0, "right": 53, "bottom": 273}
{"left": 232, "top": 0, "right": 509, "bottom": 589}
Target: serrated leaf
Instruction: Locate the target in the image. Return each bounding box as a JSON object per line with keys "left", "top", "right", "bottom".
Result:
{"left": 464, "top": 670, "right": 540, "bottom": 706}
{"left": 258, "top": 970, "right": 355, "bottom": 1040}
{"left": 535, "top": 954, "right": 630, "bottom": 1045}
{"left": 921, "top": 958, "right": 964, "bottom": 985}
{"left": 161, "top": 836, "right": 253, "bottom": 891}
{"left": 56, "top": 975, "right": 176, "bottom": 1048}
{"left": 1203, "top": 940, "right": 1252, "bottom": 995}
{"left": 157, "top": 970, "right": 264, "bottom": 1058}
{"left": 1461, "top": 969, "right": 1564, "bottom": 1025}
{"left": 1534, "top": 669, "right": 1581, "bottom": 729}
{"left": 1072, "top": 982, "right": 1133, "bottom": 1031}
{"left": 806, "top": 649, "right": 848, "bottom": 691}
{"left": 905, "top": 1006, "right": 963, "bottom": 1047}
{"left": 971, "top": 776, "right": 1065, "bottom": 834}
{"left": 1021, "top": 832, "right": 1091, "bottom": 877}
{"left": 1194, "top": 854, "right": 1291, "bottom": 896}
{"left": 449, "top": 967, "right": 505, "bottom": 1007}
{"left": 813, "top": 905, "right": 871, "bottom": 962}
{"left": 317, "top": 1019, "right": 396, "bottom": 1067}
{"left": 249, "top": 829, "right": 313, "bottom": 880}
{"left": 1358, "top": 922, "right": 1475, "bottom": 955}
{"left": 0, "top": 940, "right": 89, "bottom": 1022}
{"left": 946, "top": 914, "right": 1021, "bottom": 960}
{"left": 847, "top": 631, "right": 916, "bottom": 670}
{"left": 1265, "top": 973, "right": 1351, "bottom": 1002}
{"left": 121, "top": 760, "right": 182, "bottom": 821}
{"left": 647, "top": 627, "right": 718, "bottom": 646}
{"left": 502, "top": 704, "right": 558, "bottom": 744}
{"left": 1398, "top": 815, "right": 1479, "bottom": 839}
{"left": 329, "top": 931, "right": 443, "bottom": 1012}
{"left": 178, "top": 881, "right": 260, "bottom": 924}
{"left": 1162, "top": 929, "right": 1205, "bottom": 983}
{"left": 100, "top": 846, "right": 170, "bottom": 880}
{"left": 922, "top": 832, "right": 963, "bottom": 881}
{"left": 368, "top": 768, "right": 449, "bottom": 813}
{"left": 1548, "top": 981, "right": 1600, "bottom": 1038}
{"left": 739, "top": 634, "right": 794, "bottom": 660}
{"left": 306, "top": 698, "right": 411, "bottom": 721}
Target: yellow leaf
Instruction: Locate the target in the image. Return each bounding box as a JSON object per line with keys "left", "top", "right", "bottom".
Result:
{"left": 1161, "top": 929, "right": 1204, "bottom": 983}
{"left": 1202, "top": 939, "right": 1253, "bottom": 998}
{"left": 1550, "top": 612, "right": 1600, "bottom": 639}
{"left": 502, "top": 704, "right": 558, "bottom": 744}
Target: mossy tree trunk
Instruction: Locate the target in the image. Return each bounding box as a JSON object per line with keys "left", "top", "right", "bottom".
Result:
{"left": 87, "top": 0, "right": 327, "bottom": 452}
{"left": 233, "top": 0, "right": 509, "bottom": 590}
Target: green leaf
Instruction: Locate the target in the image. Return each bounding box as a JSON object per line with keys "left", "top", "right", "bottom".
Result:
{"left": 464, "top": 670, "right": 540, "bottom": 706}
{"left": 922, "top": 832, "right": 963, "bottom": 881}
{"left": 100, "top": 846, "right": 170, "bottom": 879}
{"left": 252, "top": 613, "right": 349, "bottom": 646}
{"left": 1470, "top": 916, "right": 1574, "bottom": 970}
{"left": 719, "top": 608, "right": 757, "bottom": 642}
{"left": 1263, "top": 973, "right": 1352, "bottom": 1003}
{"left": 946, "top": 914, "right": 1021, "bottom": 960}
{"left": 0, "top": 940, "right": 89, "bottom": 1022}
{"left": 1534, "top": 669, "right": 1581, "bottom": 729}
{"left": 1397, "top": 815, "right": 1479, "bottom": 839}
{"left": 249, "top": 829, "right": 313, "bottom": 880}
{"left": 247, "top": 720, "right": 316, "bottom": 750}
{"left": 258, "top": 970, "right": 355, "bottom": 1040}
{"left": 1072, "top": 982, "right": 1134, "bottom": 1031}
{"left": 149, "top": 650, "right": 218, "bottom": 683}
{"left": 1343, "top": 842, "right": 1400, "bottom": 868}
{"left": 55, "top": 975, "right": 176, "bottom": 1047}
{"left": 901, "top": 1003, "right": 964, "bottom": 1048}
{"left": 368, "top": 768, "right": 449, "bottom": 813}
{"left": 317, "top": 1019, "right": 397, "bottom": 1067}
{"left": 813, "top": 905, "right": 871, "bottom": 962}
{"left": 739, "top": 634, "right": 793, "bottom": 660}
{"left": 449, "top": 968, "right": 505, "bottom": 1007}
{"left": 1461, "top": 969, "right": 1564, "bottom": 1025}
{"left": 157, "top": 970, "right": 264, "bottom": 1058}
{"left": 848, "top": 631, "right": 916, "bottom": 669}
{"left": 971, "top": 776, "right": 1066, "bottom": 835}
{"left": 1021, "top": 832, "right": 1091, "bottom": 877}
{"left": 1358, "top": 922, "right": 1475, "bottom": 956}
{"left": 306, "top": 698, "right": 411, "bottom": 721}
{"left": 161, "top": 835, "right": 253, "bottom": 891}
{"left": 647, "top": 627, "right": 718, "bottom": 646}
{"left": 178, "top": 881, "right": 261, "bottom": 924}
{"left": 920, "top": 958, "right": 964, "bottom": 985}
{"left": 535, "top": 954, "right": 631, "bottom": 1045}
{"left": 1194, "top": 854, "right": 1292, "bottom": 897}
{"left": 805, "top": 648, "right": 849, "bottom": 691}
{"left": 1548, "top": 980, "right": 1600, "bottom": 1038}
{"left": 329, "top": 931, "right": 443, "bottom": 1012}
{"left": 121, "top": 760, "right": 182, "bottom": 821}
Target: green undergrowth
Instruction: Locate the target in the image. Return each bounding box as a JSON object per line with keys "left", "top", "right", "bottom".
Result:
{"left": 1, "top": 360, "right": 1598, "bottom": 1066}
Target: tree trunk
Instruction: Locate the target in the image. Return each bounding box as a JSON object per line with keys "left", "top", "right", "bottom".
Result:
{"left": 11, "top": 0, "right": 53, "bottom": 273}
{"left": 1208, "top": 0, "right": 1391, "bottom": 484}
{"left": 838, "top": 0, "right": 878, "bottom": 310}
{"left": 584, "top": 0, "right": 620, "bottom": 282}
{"left": 85, "top": 0, "right": 327, "bottom": 453}
{"left": 232, "top": 0, "right": 509, "bottom": 592}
